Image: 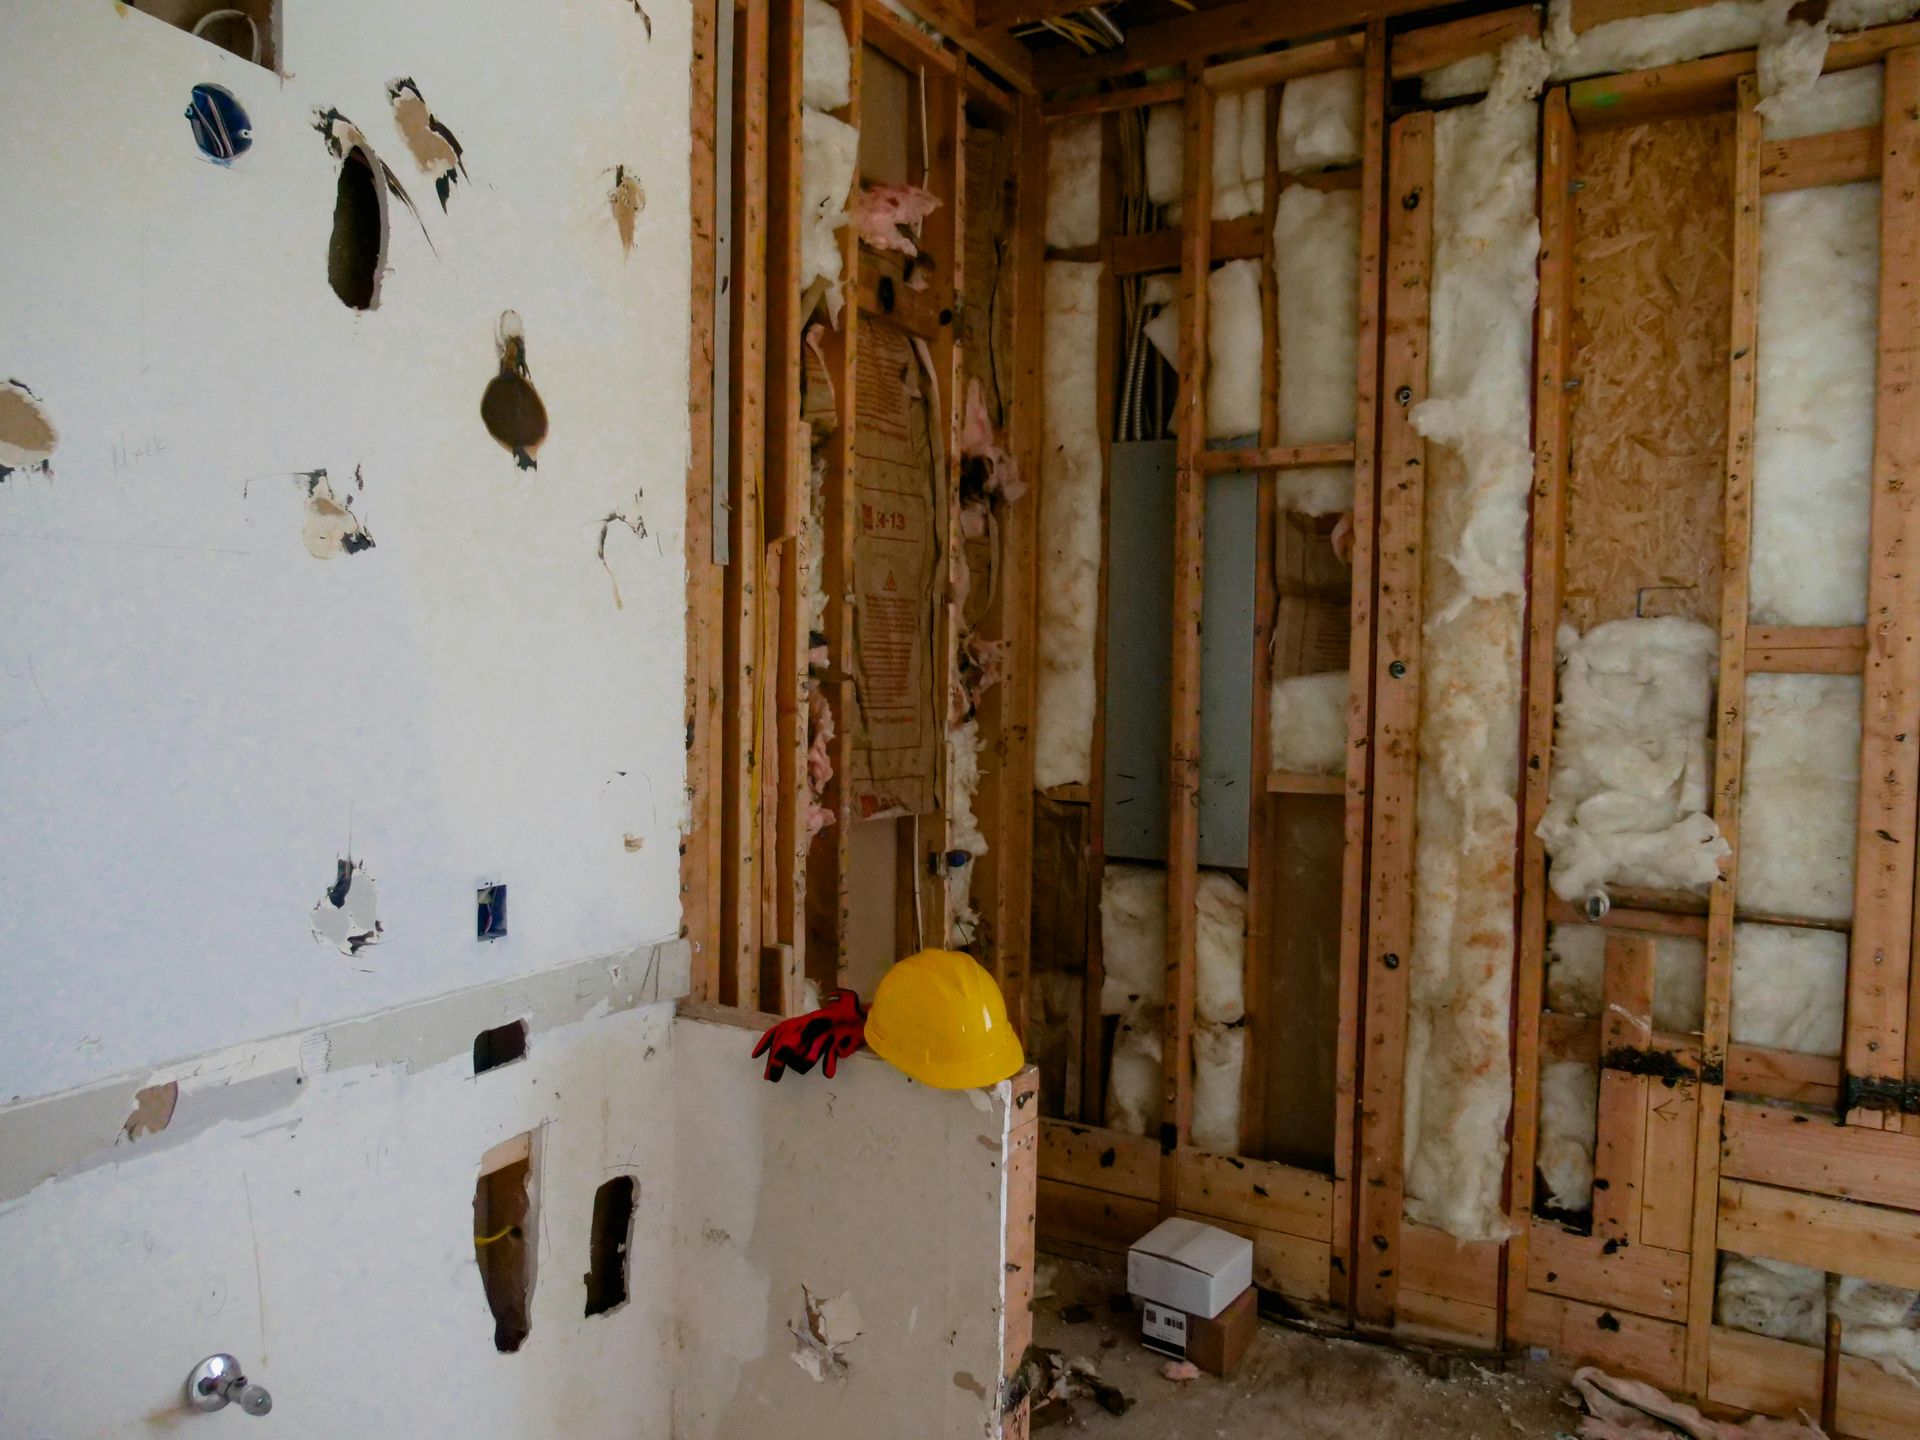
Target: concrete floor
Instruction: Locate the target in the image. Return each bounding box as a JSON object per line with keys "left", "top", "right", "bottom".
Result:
{"left": 1031, "top": 1255, "right": 1582, "bottom": 1439}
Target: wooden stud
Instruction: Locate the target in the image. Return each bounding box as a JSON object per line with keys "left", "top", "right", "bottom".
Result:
{"left": 1519, "top": 1289, "right": 1688, "bottom": 1392}
{"left": 884, "top": 0, "right": 1036, "bottom": 96}
{"left": 1720, "top": 1179, "right": 1920, "bottom": 1292}
{"left": 1391, "top": 6, "right": 1540, "bottom": 80}
{"left": 1355, "top": 104, "right": 1433, "bottom": 1330}
{"left": 1684, "top": 74, "right": 1763, "bottom": 1398}
{"left": 1639, "top": 1063, "right": 1699, "bottom": 1253}
{"left": 1723, "top": 1097, "right": 1920, "bottom": 1210}
{"left": 1745, "top": 624, "right": 1868, "bottom": 673}
{"left": 1710, "top": 1325, "right": 1920, "bottom": 1440}
{"left": 1852, "top": 48, "right": 1920, "bottom": 1126}
{"left": 1176, "top": 1149, "right": 1334, "bottom": 1241}
{"left": 1100, "top": 216, "right": 1264, "bottom": 277}
{"left": 1196, "top": 441, "right": 1355, "bottom": 474}
{"left": 1527, "top": 1220, "right": 1690, "bottom": 1324}
{"left": 1040, "top": 1118, "right": 1161, "bottom": 1199}
{"left": 1202, "top": 35, "right": 1368, "bottom": 94}
{"left": 1032, "top": 5, "right": 1380, "bottom": 91}
{"left": 1760, "top": 126, "right": 1881, "bottom": 194}
{"left": 1041, "top": 77, "right": 1184, "bottom": 120}
{"left": 1268, "top": 770, "right": 1345, "bottom": 795}
{"left": 1506, "top": 83, "right": 1577, "bottom": 1341}
{"left": 1593, "top": 934, "right": 1656, "bottom": 1244}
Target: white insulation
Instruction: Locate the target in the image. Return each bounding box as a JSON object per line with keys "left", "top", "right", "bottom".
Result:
{"left": 1207, "top": 259, "right": 1263, "bottom": 440}
{"left": 1751, "top": 179, "right": 1881, "bottom": 626}
{"left": 1738, "top": 673, "right": 1861, "bottom": 923}
{"left": 1537, "top": 1057, "right": 1599, "bottom": 1212}
{"left": 1732, "top": 921, "right": 1848, "bottom": 1056}
{"left": 1718, "top": 1256, "right": 1920, "bottom": 1383}
{"left": 1401, "top": 39, "right": 1547, "bottom": 1243}
{"left": 1210, "top": 90, "right": 1266, "bottom": 222}
{"left": 946, "top": 718, "right": 988, "bottom": 945}
{"left": 1275, "top": 185, "right": 1361, "bottom": 445}
{"left": 800, "top": 110, "right": 859, "bottom": 308}
{"left": 1035, "top": 262, "right": 1104, "bottom": 791}
{"left": 1270, "top": 672, "right": 1349, "bottom": 776}
{"left": 802, "top": 0, "right": 852, "bottom": 112}
{"left": 1100, "top": 864, "right": 1166, "bottom": 1018}
{"left": 1536, "top": 618, "right": 1729, "bottom": 905}
{"left": 1193, "top": 872, "right": 1247, "bottom": 1153}
{"left": 1046, "top": 117, "right": 1102, "bottom": 250}
{"left": 1146, "top": 103, "right": 1184, "bottom": 208}
{"left": 1761, "top": 63, "right": 1883, "bottom": 139}
{"left": 1275, "top": 69, "right": 1365, "bottom": 173}
{"left": 1546, "top": 923, "right": 1706, "bottom": 1035}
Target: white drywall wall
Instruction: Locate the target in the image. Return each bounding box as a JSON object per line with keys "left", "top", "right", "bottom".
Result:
{"left": 672, "top": 1012, "right": 1017, "bottom": 1440}
{"left": 0, "top": 0, "right": 689, "bottom": 1102}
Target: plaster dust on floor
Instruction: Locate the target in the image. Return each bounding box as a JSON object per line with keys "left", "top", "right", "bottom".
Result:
{"left": 1031, "top": 1256, "right": 1577, "bottom": 1438}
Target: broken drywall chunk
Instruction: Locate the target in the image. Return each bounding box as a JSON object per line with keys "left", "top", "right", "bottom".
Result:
{"left": 608, "top": 165, "right": 647, "bottom": 254}
{"left": 791, "top": 1286, "right": 862, "bottom": 1381}
{"left": 185, "top": 83, "right": 251, "bottom": 163}
{"left": 387, "top": 78, "right": 467, "bottom": 211}
{"left": 0, "top": 380, "right": 58, "bottom": 480}
{"left": 1731, "top": 921, "right": 1847, "bottom": 1056}
{"left": 1100, "top": 864, "right": 1167, "bottom": 1017}
{"left": 1737, "top": 673, "right": 1860, "bottom": 922}
{"left": 1275, "top": 69, "right": 1364, "bottom": 173}
{"left": 1195, "top": 870, "right": 1246, "bottom": 1027}
{"left": 299, "top": 467, "right": 376, "bottom": 558}
{"left": 482, "top": 311, "right": 549, "bottom": 470}
{"left": 1046, "top": 117, "right": 1101, "bottom": 249}
{"left": 1206, "top": 259, "right": 1262, "bottom": 440}
{"left": 803, "top": 0, "right": 853, "bottom": 111}
{"left": 1536, "top": 1057, "right": 1598, "bottom": 1212}
{"left": 1536, "top": 618, "right": 1728, "bottom": 905}
{"left": 1270, "top": 671, "right": 1348, "bottom": 776}
{"left": 1035, "top": 261, "right": 1103, "bottom": 790}
{"left": 1751, "top": 181, "right": 1880, "bottom": 626}
{"left": 1546, "top": 923, "right": 1706, "bottom": 1034}
{"left": 311, "top": 858, "right": 382, "bottom": 956}
{"left": 801, "top": 109, "right": 860, "bottom": 319}
{"left": 1274, "top": 184, "right": 1361, "bottom": 446}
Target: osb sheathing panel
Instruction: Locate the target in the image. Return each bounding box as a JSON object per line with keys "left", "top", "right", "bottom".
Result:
{"left": 1565, "top": 115, "right": 1732, "bottom": 628}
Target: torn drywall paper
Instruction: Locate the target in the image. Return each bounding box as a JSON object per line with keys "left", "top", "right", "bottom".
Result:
{"left": 0, "top": 379, "right": 58, "bottom": 479}
{"left": 1274, "top": 184, "right": 1361, "bottom": 446}
{"left": 386, "top": 78, "right": 467, "bottom": 211}
{"left": 1269, "top": 671, "right": 1348, "bottom": 776}
{"left": 802, "top": 0, "right": 853, "bottom": 112}
{"left": 1536, "top": 618, "right": 1728, "bottom": 905}
{"left": 1401, "top": 37, "right": 1546, "bottom": 1244}
{"left": 299, "top": 468, "right": 376, "bottom": 558}
{"left": 1207, "top": 259, "right": 1262, "bottom": 440}
{"left": 608, "top": 165, "right": 647, "bottom": 255}
{"left": 1731, "top": 921, "right": 1847, "bottom": 1056}
{"left": 1035, "top": 261, "right": 1103, "bottom": 791}
{"left": 790, "top": 1285, "right": 863, "bottom": 1382}
{"left": 1275, "top": 69, "right": 1364, "bottom": 173}
{"left": 1737, "top": 673, "right": 1861, "bottom": 923}
{"left": 311, "top": 858, "right": 381, "bottom": 956}
{"left": 1046, "top": 117, "right": 1101, "bottom": 250}
{"left": 1751, "top": 182, "right": 1880, "bottom": 627}
{"left": 1546, "top": 923, "right": 1706, "bottom": 1035}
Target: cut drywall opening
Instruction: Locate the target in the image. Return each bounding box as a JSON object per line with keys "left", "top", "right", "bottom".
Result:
{"left": 583, "top": 1175, "right": 637, "bottom": 1318}
{"left": 327, "top": 146, "right": 387, "bottom": 311}
{"left": 472, "top": 1019, "right": 527, "bottom": 1074}
{"left": 131, "top": 1, "right": 279, "bottom": 71}
{"left": 474, "top": 1133, "right": 538, "bottom": 1354}
{"left": 476, "top": 883, "right": 508, "bottom": 941}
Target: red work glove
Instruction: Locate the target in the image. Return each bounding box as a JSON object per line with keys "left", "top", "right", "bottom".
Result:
{"left": 750, "top": 989, "right": 867, "bottom": 1082}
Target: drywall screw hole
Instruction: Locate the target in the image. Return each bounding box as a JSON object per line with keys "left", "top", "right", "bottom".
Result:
{"left": 1389, "top": 660, "right": 1407, "bottom": 678}
{"left": 1395, "top": 386, "right": 1412, "bottom": 406}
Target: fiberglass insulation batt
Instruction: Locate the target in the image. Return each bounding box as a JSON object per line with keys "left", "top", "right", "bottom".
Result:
{"left": 1400, "top": 38, "right": 1549, "bottom": 1243}
{"left": 1536, "top": 618, "right": 1729, "bottom": 905}
{"left": 1046, "top": 117, "right": 1101, "bottom": 250}
{"left": 801, "top": 110, "right": 859, "bottom": 304}
{"left": 1273, "top": 183, "right": 1360, "bottom": 516}
{"left": 1270, "top": 672, "right": 1349, "bottom": 775}
{"left": 1546, "top": 923, "right": 1706, "bottom": 1035}
{"left": 1035, "top": 262, "right": 1103, "bottom": 790}
{"left": 1737, "top": 672, "right": 1861, "bottom": 923}
{"left": 1275, "top": 68, "right": 1365, "bottom": 173}
{"left": 1718, "top": 1255, "right": 1920, "bottom": 1382}
{"left": 1207, "top": 259, "right": 1263, "bottom": 440}
{"left": 802, "top": 0, "right": 851, "bottom": 112}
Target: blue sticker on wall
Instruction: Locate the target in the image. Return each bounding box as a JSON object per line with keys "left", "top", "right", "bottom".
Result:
{"left": 186, "top": 84, "right": 252, "bottom": 163}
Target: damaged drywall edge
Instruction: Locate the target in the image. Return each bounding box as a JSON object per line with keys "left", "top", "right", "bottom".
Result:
{"left": 312, "top": 855, "right": 383, "bottom": 953}
{"left": 1401, "top": 37, "right": 1547, "bottom": 1244}
{"left": 790, "top": 1285, "right": 864, "bottom": 1381}
{"left": 386, "top": 77, "right": 468, "bottom": 211}
{"left": 0, "top": 938, "right": 691, "bottom": 1207}
{"left": 0, "top": 379, "right": 58, "bottom": 480}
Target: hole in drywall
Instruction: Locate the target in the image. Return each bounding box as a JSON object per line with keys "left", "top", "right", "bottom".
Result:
{"left": 474, "top": 1020, "right": 528, "bottom": 1074}
{"left": 477, "top": 884, "right": 508, "bottom": 941}
{"left": 480, "top": 312, "right": 548, "bottom": 470}
{"left": 185, "top": 84, "right": 251, "bottom": 163}
{"left": 583, "top": 1176, "right": 637, "bottom": 1318}
{"left": 474, "top": 1133, "right": 538, "bottom": 1353}
{"left": 327, "top": 146, "right": 387, "bottom": 311}
{"left": 130, "top": 1, "right": 278, "bottom": 71}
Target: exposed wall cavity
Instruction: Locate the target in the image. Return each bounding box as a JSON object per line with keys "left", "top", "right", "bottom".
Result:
{"left": 1273, "top": 179, "right": 1360, "bottom": 518}
{"left": 1270, "top": 671, "right": 1349, "bottom": 776}
{"left": 1210, "top": 89, "right": 1267, "bottom": 221}
{"left": 584, "top": 1174, "right": 637, "bottom": 1317}
{"left": 1718, "top": 1254, "right": 1920, "bottom": 1382}
{"left": 1192, "top": 870, "right": 1247, "bottom": 1154}
{"left": 0, "top": 379, "right": 58, "bottom": 480}
{"left": 474, "top": 1133, "right": 540, "bottom": 1353}
{"left": 1401, "top": 38, "right": 1547, "bottom": 1243}
{"left": 1536, "top": 1056, "right": 1599, "bottom": 1212}
{"left": 311, "top": 857, "right": 382, "bottom": 955}
{"left": 387, "top": 78, "right": 468, "bottom": 211}
{"left": 1547, "top": 923, "right": 1706, "bottom": 1034}
{"left": 800, "top": 110, "right": 859, "bottom": 318}
{"left": 481, "top": 310, "right": 549, "bottom": 469}
{"left": 1731, "top": 920, "right": 1848, "bottom": 1055}
{"left": 1044, "top": 116, "right": 1100, "bottom": 249}
{"left": 313, "top": 109, "right": 416, "bottom": 310}
{"left": 1275, "top": 68, "right": 1364, "bottom": 173}
{"left": 1205, "top": 258, "right": 1262, "bottom": 439}
{"left": 1737, "top": 672, "right": 1861, "bottom": 923}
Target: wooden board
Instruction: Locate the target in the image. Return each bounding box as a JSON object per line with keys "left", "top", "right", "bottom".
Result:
{"left": 1037, "top": 1177, "right": 1158, "bottom": 1253}
{"left": 1039, "top": 1119, "right": 1160, "bottom": 1200}
{"left": 1722, "top": 1098, "right": 1920, "bottom": 1211}
{"left": 1400, "top": 1223, "right": 1500, "bottom": 1310}
{"left": 1708, "top": 1325, "right": 1920, "bottom": 1440}
{"left": 1760, "top": 126, "right": 1881, "bottom": 194}
{"left": 1518, "top": 1289, "right": 1688, "bottom": 1392}
{"left": 1175, "top": 1150, "right": 1334, "bottom": 1241}
{"left": 1528, "top": 1220, "right": 1689, "bottom": 1324}
{"left": 1391, "top": 6, "right": 1540, "bottom": 80}
{"left": 1594, "top": 933, "right": 1656, "bottom": 1244}
{"left": 1719, "top": 1179, "right": 1920, "bottom": 1292}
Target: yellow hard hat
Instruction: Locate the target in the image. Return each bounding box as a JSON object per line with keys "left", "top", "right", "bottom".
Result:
{"left": 863, "top": 949, "right": 1026, "bottom": 1090}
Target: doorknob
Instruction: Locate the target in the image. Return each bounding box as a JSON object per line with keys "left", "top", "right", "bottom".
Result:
{"left": 185, "top": 1354, "right": 273, "bottom": 1416}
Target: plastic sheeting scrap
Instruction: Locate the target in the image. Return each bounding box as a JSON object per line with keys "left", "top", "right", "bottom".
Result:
{"left": 1047, "top": 117, "right": 1101, "bottom": 249}
{"left": 1537, "top": 618, "right": 1729, "bottom": 906}
{"left": 1269, "top": 671, "right": 1349, "bottom": 776}
{"left": 1275, "top": 69, "right": 1364, "bottom": 173}
{"left": 1737, "top": 674, "right": 1860, "bottom": 923}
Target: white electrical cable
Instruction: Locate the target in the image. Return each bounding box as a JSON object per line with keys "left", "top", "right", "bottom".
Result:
{"left": 192, "top": 8, "right": 262, "bottom": 64}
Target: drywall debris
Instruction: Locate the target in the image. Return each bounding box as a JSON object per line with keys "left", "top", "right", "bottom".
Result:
{"left": 1402, "top": 37, "right": 1546, "bottom": 1244}
{"left": 1537, "top": 1057, "right": 1599, "bottom": 1212}
{"left": 185, "top": 83, "right": 251, "bottom": 163}
{"left": 482, "top": 311, "right": 549, "bottom": 469}
{"left": 1206, "top": 259, "right": 1262, "bottom": 440}
{"left": 803, "top": 0, "right": 852, "bottom": 111}
{"left": 851, "top": 182, "right": 941, "bottom": 257}
{"left": 800, "top": 110, "right": 860, "bottom": 320}
{"left": 1045, "top": 117, "right": 1101, "bottom": 249}
{"left": 790, "top": 1286, "right": 862, "bottom": 1381}
{"left": 387, "top": 78, "right": 467, "bottom": 211}
{"left": 608, "top": 164, "right": 647, "bottom": 254}
{"left": 123, "top": 1081, "right": 178, "bottom": 1141}
{"left": 1751, "top": 180, "right": 1879, "bottom": 625}
{"left": 1035, "top": 262, "right": 1103, "bottom": 790}
{"left": 1732, "top": 921, "right": 1847, "bottom": 1056}
{"left": 1737, "top": 673, "right": 1860, "bottom": 922}
{"left": 1275, "top": 68, "right": 1364, "bottom": 173}
{"left": 1547, "top": 923, "right": 1706, "bottom": 1034}
{"left": 597, "top": 494, "right": 648, "bottom": 607}
{"left": 298, "top": 468, "right": 375, "bottom": 557}
{"left": 311, "top": 857, "right": 382, "bottom": 955}
{"left": 1270, "top": 671, "right": 1349, "bottom": 776}
{"left": 1536, "top": 619, "right": 1728, "bottom": 905}
{"left": 0, "top": 380, "right": 57, "bottom": 480}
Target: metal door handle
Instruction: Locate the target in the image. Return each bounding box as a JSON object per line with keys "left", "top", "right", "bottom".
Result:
{"left": 186, "top": 1354, "right": 273, "bottom": 1416}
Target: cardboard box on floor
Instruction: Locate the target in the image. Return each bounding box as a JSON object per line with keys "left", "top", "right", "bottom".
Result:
{"left": 1129, "top": 1217, "right": 1257, "bottom": 1375}
{"left": 1143, "top": 1288, "right": 1257, "bottom": 1375}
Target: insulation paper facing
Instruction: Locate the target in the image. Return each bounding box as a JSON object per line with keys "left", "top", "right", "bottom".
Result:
{"left": 1207, "top": 260, "right": 1263, "bottom": 440}
{"left": 1100, "top": 864, "right": 1167, "bottom": 1017}
{"left": 1536, "top": 618, "right": 1729, "bottom": 905}
{"left": 1751, "top": 181, "right": 1880, "bottom": 627}
{"left": 1546, "top": 923, "right": 1706, "bottom": 1035}
{"left": 1731, "top": 921, "right": 1847, "bottom": 1056}
{"left": 1718, "top": 1255, "right": 1920, "bottom": 1383}
{"left": 802, "top": 0, "right": 852, "bottom": 112}
{"left": 1275, "top": 69, "right": 1364, "bottom": 173}
{"left": 1035, "top": 262, "right": 1104, "bottom": 791}
{"left": 1401, "top": 39, "right": 1545, "bottom": 1244}
{"left": 1046, "top": 118, "right": 1102, "bottom": 250}
{"left": 1269, "top": 672, "right": 1349, "bottom": 776}
{"left": 801, "top": 111, "right": 860, "bottom": 309}
{"left": 1536, "top": 1058, "right": 1599, "bottom": 1212}
{"left": 1145, "top": 103, "right": 1184, "bottom": 208}
{"left": 1274, "top": 185, "right": 1361, "bottom": 446}
{"left": 1737, "top": 673, "right": 1861, "bottom": 923}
